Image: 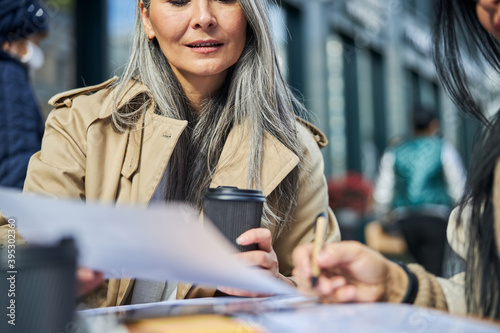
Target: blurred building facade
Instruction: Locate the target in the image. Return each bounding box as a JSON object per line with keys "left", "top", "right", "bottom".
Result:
{"left": 34, "top": 0, "right": 495, "bottom": 180}
{"left": 277, "top": 0, "right": 474, "bottom": 180}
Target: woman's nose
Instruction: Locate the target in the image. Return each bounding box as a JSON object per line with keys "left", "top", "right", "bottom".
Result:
{"left": 191, "top": 0, "right": 217, "bottom": 30}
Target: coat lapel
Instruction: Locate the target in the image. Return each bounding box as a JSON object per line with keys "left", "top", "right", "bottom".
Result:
{"left": 210, "top": 122, "right": 299, "bottom": 196}
{"left": 114, "top": 113, "right": 187, "bottom": 305}
{"left": 135, "top": 112, "right": 188, "bottom": 203}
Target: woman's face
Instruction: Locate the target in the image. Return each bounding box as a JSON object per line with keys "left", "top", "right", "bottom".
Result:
{"left": 141, "top": 0, "right": 247, "bottom": 90}
{"left": 476, "top": 0, "right": 500, "bottom": 40}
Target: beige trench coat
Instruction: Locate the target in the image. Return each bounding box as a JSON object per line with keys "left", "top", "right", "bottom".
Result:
{"left": 6, "top": 77, "right": 339, "bottom": 307}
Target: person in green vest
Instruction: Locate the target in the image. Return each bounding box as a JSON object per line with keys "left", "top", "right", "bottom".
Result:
{"left": 372, "top": 106, "right": 466, "bottom": 275}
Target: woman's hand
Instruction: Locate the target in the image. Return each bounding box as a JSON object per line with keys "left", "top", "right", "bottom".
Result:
{"left": 236, "top": 228, "right": 279, "bottom": 277}
{"left": 218, "top": 228, "right": 292, "bottom": 296}
{"left": 292, "top": 241, "right": 409, "bottom": 303}
{"left": 77, "top": 267, "right": 103, "bottom": 298}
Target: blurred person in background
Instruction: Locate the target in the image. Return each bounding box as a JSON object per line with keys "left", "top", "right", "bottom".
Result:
{"left": 293, "top": 0, "right": 500, "bottom": 320}
{"left": 371, "top": 106, "right": 466, "bottom": 276}
{"left": 0, "top": 0, "right": 48, "bottom": 189}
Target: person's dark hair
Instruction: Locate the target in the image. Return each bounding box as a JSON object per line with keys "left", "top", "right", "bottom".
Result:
{"left": 434, "top": 0, "right": 500, "bottom": 319}
{"left": 434, "top": 0, "right": 500, "bottom": 128}
{"left": 412, "top": 106, "right": 436, "bottom": 131}
{"left": 460, "top": 112, "right": 500, "bottom": 319}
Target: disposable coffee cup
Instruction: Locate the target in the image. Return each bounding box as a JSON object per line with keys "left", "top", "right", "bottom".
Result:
{"left": 0, "top": 238, "right": 77, "bottom": 333}
{"left": 203, "top": 186, "right": 266, "bottom": 252}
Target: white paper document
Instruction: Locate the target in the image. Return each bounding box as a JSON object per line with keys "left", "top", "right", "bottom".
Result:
{"left": 238, "top": 301, "right": 500, "bottom": 333}
{"left": 0, "top": 187, "right": 295, "bottom": 295}
{"left": 79, "top": 295, "right": 316, "bottom": 319}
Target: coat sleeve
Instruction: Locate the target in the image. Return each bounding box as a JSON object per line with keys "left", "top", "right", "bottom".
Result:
{"left": 24, "top": 79, "right": 120, "bottom": 200}
{"left": 1, "top": 105, "right": 89, "bottom": 245}
{"left": 23, "top": 104, "right": 89, "bottom": 200}
{"left": 272, "top": 122, "right": 341, "bottom": 279}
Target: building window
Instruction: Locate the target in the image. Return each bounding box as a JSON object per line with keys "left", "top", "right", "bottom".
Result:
{"left": 107, "top": 0, "right": 135, "bottom": 77}
{"left": 269, "top": 2, "right": 288, "bottom": 81}
{"left": 327, "top": 34, "right": 347, "bottom": 177}
{"left": 33, "top": 0, "right": 76, "bottom": 116}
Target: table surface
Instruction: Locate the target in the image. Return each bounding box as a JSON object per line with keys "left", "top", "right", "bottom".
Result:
{"left": 79, "top": 295, "right": 500, "bottom": 333}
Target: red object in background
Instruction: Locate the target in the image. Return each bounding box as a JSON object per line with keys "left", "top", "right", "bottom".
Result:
{"left": 328, "top": 172, "right": 373, "bottom": 215}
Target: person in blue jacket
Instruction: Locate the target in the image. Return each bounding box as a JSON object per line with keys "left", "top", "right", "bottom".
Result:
{"left": 0, "top": 0, "right": 48, "bottom": 189}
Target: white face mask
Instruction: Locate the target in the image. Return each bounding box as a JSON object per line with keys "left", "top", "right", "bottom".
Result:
{"left": 21, "top": 40, "right": 45, "bottom": 72}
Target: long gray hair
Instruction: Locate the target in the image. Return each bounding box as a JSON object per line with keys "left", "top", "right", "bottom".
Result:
{"left": 112, "top": 0, "right": 306, "bottom": 230}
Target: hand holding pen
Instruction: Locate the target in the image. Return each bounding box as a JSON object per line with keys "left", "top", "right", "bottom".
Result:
{"left": 292, "top": 236, "right": 410, "bottom": 303}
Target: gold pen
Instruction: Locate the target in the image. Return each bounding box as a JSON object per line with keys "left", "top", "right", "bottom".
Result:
{"left": 311, "top": 212, "right": 327, "bottom": 288}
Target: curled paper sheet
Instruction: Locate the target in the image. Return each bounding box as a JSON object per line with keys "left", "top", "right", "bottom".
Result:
{"left": 0, "top": 187, "right": 295, "bottom": 295}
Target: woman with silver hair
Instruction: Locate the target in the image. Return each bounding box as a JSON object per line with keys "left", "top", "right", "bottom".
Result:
{"left": 20, "top": 0, "right": 340, "bottom": 307}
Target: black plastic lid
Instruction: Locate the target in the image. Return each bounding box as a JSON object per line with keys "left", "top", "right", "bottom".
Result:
{"left": 204, "top": 186, "right": 266, "bottom": 202}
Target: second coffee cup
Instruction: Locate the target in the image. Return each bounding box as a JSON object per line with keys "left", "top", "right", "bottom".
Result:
{"left": 202, "top": 186, "right": 266, "bottom": 252}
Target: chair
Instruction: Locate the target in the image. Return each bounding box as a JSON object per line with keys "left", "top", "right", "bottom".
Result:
{"left": 394, "top": 206, "right": 450, "bottom": 277}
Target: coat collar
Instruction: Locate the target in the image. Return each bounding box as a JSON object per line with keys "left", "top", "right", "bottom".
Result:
{"left": 48, "top": 77, "right": 152, "bottom": 119}
{"left": 112, "top": 79, "right": 300, "bottom": 197}
{"left": 123, "top": 117, "right": 300, "bottom": 200}
{"left": 79, "top": 78, "right": 300, "bottom": 200}
{"left": 98, "top": 77, "right": 153, "bottom": 119}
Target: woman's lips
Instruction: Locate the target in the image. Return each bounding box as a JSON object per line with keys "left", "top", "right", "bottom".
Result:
{"left": 187, "top": 41, "right": 223, "bottom": 54}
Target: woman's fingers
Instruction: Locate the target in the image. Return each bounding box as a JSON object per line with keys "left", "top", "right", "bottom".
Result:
{"left": 77, "top": 268, "right": 103, "bottom": 297}
{"left": 315, "top": 241, "right": 366, "bottom": 269}
{"left": 236, "top": 228, "right": 272, "bottom": 252}
{"left": 291, "top": 243, "right": 314, "bottom": 281}
{"left": 235, "top": 228, "right": 279, "bottom": 277}
{"left": 217, "top": 286, "right": 269, "bottom": 297}
{"left": 319, "top": 285, "right": 358, "bottom": 304}
{"left": 237, "top": 250, "right": 279, "bottom": 277}
{"left": 316, "top": 275, "right": 347, "bottom": 295}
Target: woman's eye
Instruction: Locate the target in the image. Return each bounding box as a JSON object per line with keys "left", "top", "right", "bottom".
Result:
{"left": 167, "top": 0, "right": 236, "bottom": 6}
{"left": 168, "top": 0, "right": 189, "bottom": 6}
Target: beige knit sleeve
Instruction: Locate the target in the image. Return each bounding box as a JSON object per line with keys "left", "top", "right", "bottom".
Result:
{"left": 408, "top": 264, "right": 448, "bottom": 311}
